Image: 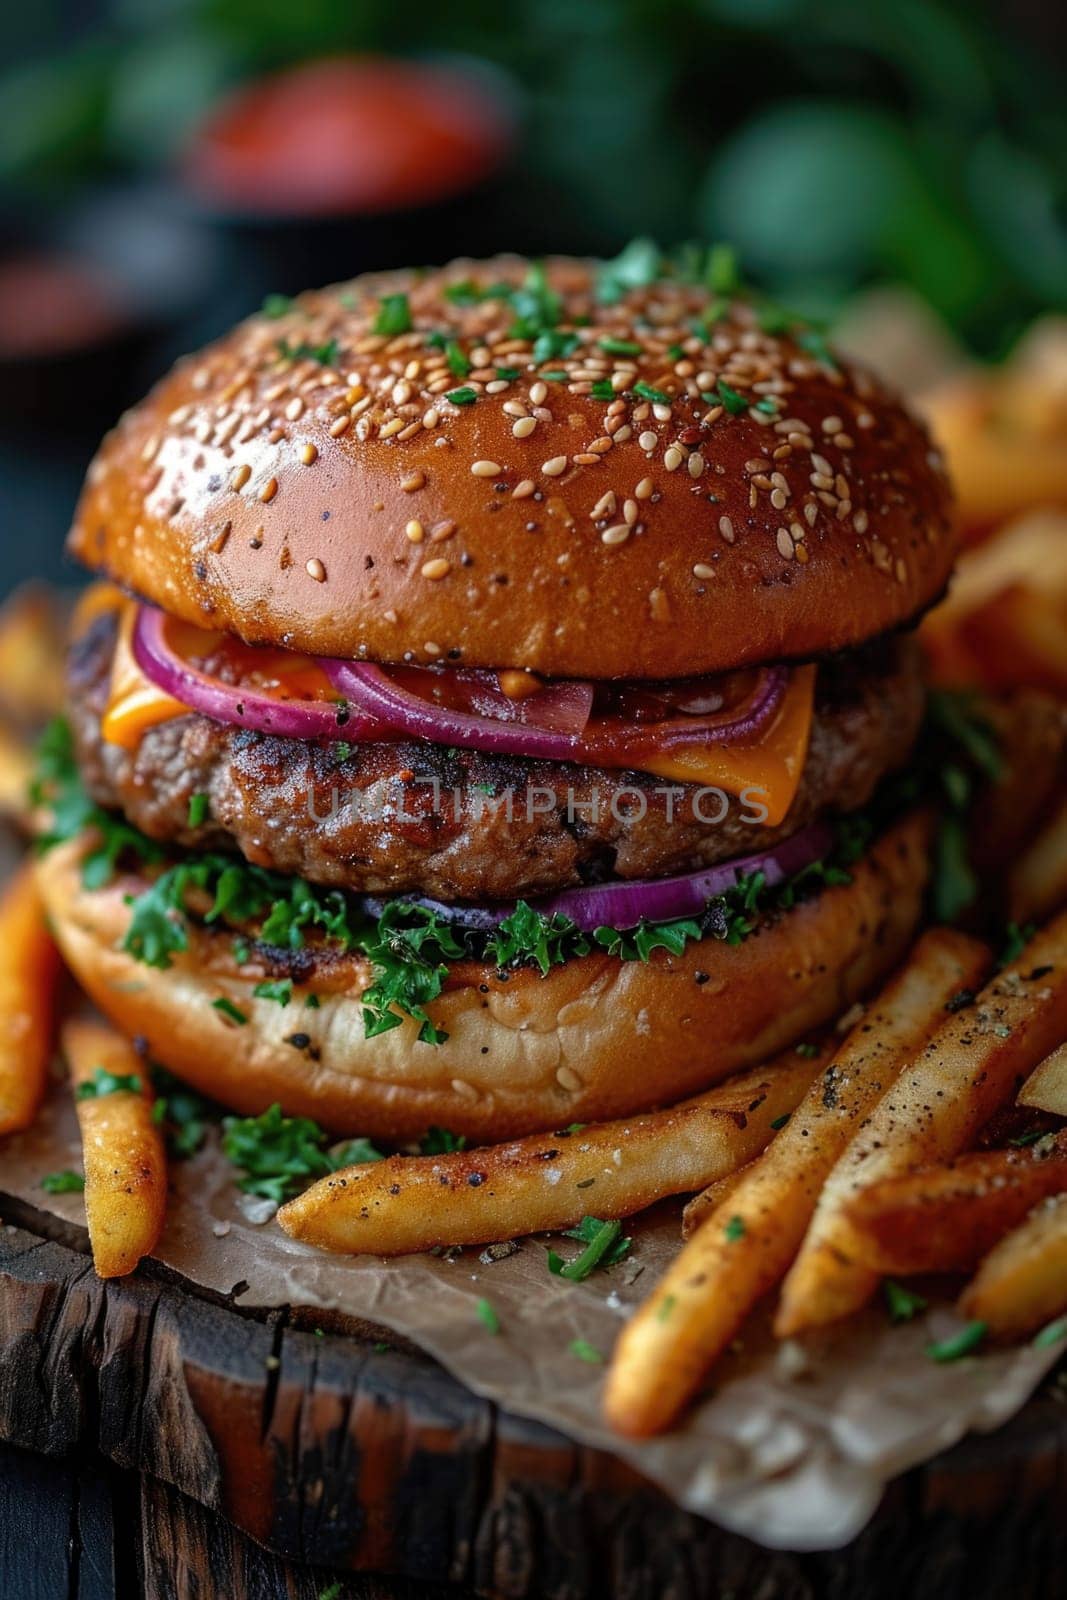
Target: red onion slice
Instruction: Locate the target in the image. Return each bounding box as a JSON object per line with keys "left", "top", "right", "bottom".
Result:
{"left": 133, "top": 606, "right": 388, "bottom": 741}
{"left": 362, "top": 819, "right": 834, "bottom": 935}
{"left": 327, "top": 660, "right": 787, "bottom": 764}
{"left": 325, "top": 661, "right": 597, "bottom": 759}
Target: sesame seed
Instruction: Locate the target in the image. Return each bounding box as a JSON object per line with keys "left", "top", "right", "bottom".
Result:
{"left": 854, "top": 510, "right": 869, "bottom": 533}
{"left": 542, "top": 456, "right": 568, "bottom": 477}
{"left": 718, "top": 515, "right": 735, "bottom": 543}
{"left": 423, "top": 408, "right": 439, "bottom": 428}
{"left": 421, "top": 558, "right": 451, "bottom": 580}
{"left": 811, "top": 452, "right": 833, "bottom": 476}
{"left": 664, "top": 446, "right": 683, "bottom": 471}
{"left": 379, "top": 418, "right": 405, "bottom": 439}
{"left": 776, "top": 527, "right": 795, "bottom": 559}
{"left": 230, "top": 464, "right": 251, "bottom": 490}
{"left": 306, "top": 558, "right": 326, "bottom": 582}
{"left": 529, "top": 381, "right": 548, "bottom": 405}
{"left": 299, "top": 443, "right": 318, "bottom": 465}
{"left": 623, "top": 498, "right": 638, "bottom": 525}
{"left": 259, "top": 477, "right": 278, "bottom": 503}
{"left": 405, "top": 520, "right": 424, "bottom": 543}
{"left": 693, "top": 562, "right": 715, "bottom": 579}
{"left": 471, "top": 460, "right": 502, "bottom": 477}
{"left": 591, "top": 491, "right": 617, "bottom": 519}
{"left": 401, "top": 470, "right": 426, "bottom": 492}
{"left": 430, "top": 520, "right": 456, "bottom": 542}
{"left": 285, "top": 398, "right": 304, "bottom": 420}
{"left": 601, "top": 524, "right": 630, "bottom": 546}
{"left": 512, "top": 480, "right": 536, "bottom": 499}
{"left": 512, "top": 417, "right": 537, "bottom": 439}
{"left": 329, "top": 415, "right": 351, "bottom": 438}
{"left": 687, "top": 452, "right": 705, "bottom": 479}
{"left": 635, "top": 477, "right": 654, "bottom": 499}
{"left": 503, "top": 400, "right": 528, "bottom": 419}
{"left": 638, "top": 430, "right": 658, "bottom": 452}
{"left": 821, "top": 416, "right": 843, "bottom": 433}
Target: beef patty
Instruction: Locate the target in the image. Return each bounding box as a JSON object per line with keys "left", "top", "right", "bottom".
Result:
{"left": 69, "top": 612, "right": 924, "bottom": 902}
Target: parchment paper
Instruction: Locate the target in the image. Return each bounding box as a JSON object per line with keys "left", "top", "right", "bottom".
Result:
{"left": 2, "top": 1070, "right": 1061, "bottom": 1552}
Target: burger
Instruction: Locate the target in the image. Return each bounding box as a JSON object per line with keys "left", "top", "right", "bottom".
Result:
{"left": 36, "top": 251, "right": 955, "bottom": 1141}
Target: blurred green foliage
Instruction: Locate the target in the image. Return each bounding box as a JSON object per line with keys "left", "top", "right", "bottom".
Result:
{"left": 2, "top": 0, "right": 1065, "bottom": 354}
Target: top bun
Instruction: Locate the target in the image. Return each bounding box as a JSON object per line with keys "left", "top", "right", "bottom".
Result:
{"left": 69, "top": 254, "right": 955, "bottom": 680}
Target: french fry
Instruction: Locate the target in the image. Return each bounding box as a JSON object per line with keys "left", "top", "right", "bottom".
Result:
{"left": 1019, "top": 1041, "right": 1067, "bottom": 1117}
{"left": 0, "top": 863, "right": 61, "bottom": 1135}
{"left": 278, "top": 1045, "right": 828, "bottom": 1256}
{"left": 1009, "top": 798, "right": 1067, "bottom": 927}
{"left": 778, "top": 911, "right": 1067, "bottom": 1337}
{"left": 959, "top": 1194, "right": 1067, "bottom": 1339}
{"left": 0, "top": 721, "right": 32, "bottom": 829}
{"left": 602, "top": 928, "right": 989, "bottom": 1437}
{"left": 0, "top": 583, "right": 66, "bottom": 727}
{"left": 839, "top": 1135, "right": 1067, "bottom": 1275}
{"left": 63, "top": 1018, "right": 166, "bottom": 1278}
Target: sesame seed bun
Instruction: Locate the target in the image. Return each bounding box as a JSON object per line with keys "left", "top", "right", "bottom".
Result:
{"left": 69, "top": 256, "right": 955, "bottom": 680}
{"left": 36, "top": 811, "right": 930, "bottom": 1140}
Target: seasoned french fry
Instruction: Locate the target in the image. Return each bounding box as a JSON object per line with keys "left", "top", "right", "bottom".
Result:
{"left": 63, "top": 1018, "right": 166, "bottom": 1278}
{"left": 0, "top": 721, "right": 32, "bottom": 829}
{"left": 0, "top": 863, "right": 61, "bottom": 1135}
{"left": 602, "top": 928, "right": 989, "bottom": 1437}
{"left": 778, "top": 911, "right": 1067, "bottom": 1337}
{"left": 1019, "top": 1041, "right": 1067, "bottom": 1117}
{"left": 839, "top": 1135, "right": 1067, "bottom": 1275}
{"left": 278, "top": 1045, "right": 828, "bottom": 1256}
{"left": 960, "top": 1194, "right": 1067, "bottom": 1339}
{"left": 1009, "top": 798, "right": 1067, "bottom": 926}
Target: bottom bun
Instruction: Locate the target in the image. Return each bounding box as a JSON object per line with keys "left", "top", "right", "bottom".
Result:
{"left": 37, "top": 812, "right": 931, "bottom": 1140}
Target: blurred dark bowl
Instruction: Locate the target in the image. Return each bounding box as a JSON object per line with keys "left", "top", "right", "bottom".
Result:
{"left": 0, "top": 189, "right": 222, "bottom": 437}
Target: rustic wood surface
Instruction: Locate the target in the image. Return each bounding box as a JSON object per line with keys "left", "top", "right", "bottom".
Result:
{"left": 0, "top": 1207, "right": 1065, "bottom": 1600}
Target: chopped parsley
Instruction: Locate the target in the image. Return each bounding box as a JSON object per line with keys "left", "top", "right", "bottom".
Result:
{"left": 723, "top": 1214, "right": 746, "bottom": 1242}
{"left": 705, "top": 242, "right": 740, "bottom": 296}
{"left": 317, "top": 1584, "right": 343, "bottom": 1600}
{"left": 221, "top": 1103, "right": 380, "bottom": 1203}
{"left": 212, "top": 997, "right": 248, "bottom": 1026}
{"left": 253, "top": 978, "right": 294, "bottom": 1007}
{"left": 924, "top": 691, "right": 1003, "bottom": 922}
{"left": 770, "top": 1114, "right": 791, "bottom": 1131}
{"left": 75, "top": 1066, "right": 143, "bottom": 1100}
{"left": 568, "top": 1338, "right": 604, "bottom": 1364}
{"left": 32, "top": 717, "right": 163, "bottom": 889}
{"left": 795, "top": 328, "right": 838, "bottom": 369}
{"left": 716, "top": 379, "right": 748, "bottom": 416}
{"left": 495, "top": 365, "right": 522, "bottom": 381}
{"left": 884, "top": 1280, "right": 928, "bottom": 1323}
{"left": 795, "top": 1042, "right": 821, "bottom": 1058}
{"left": 633, "top": 380, "right": 670, "bottom": 405}
{"left": 420, "top": 1126, "right": 467, "bottom": 1154}
{"left": 548, "top": 1217, "right": 631, "bottom": 1281}
{"left": 926, "top": 1321, "right": 987, "bottom": 1363}
{"left": 599, "top": 336, "right": 642, "bottom": 356}
{"left": 444, "top": 338, "right": 471, "bottom": 378}
{"left": 476, "top": 1297, "right": 501, "bottom": 1335}
{"left": 261, "top": 293, "right": 293, "bottom": 319}
{"left": 372, "top": 293, "right": 412, "bottom": 336}
{"left": 187, "top": 793, "right": 209, "bottom": 829}
{"left": 1034, "top": 1316, "right": 1067, "bottom": 1349}
{"left": 276, "top": 338, "right": 339, "bottom": 368}
{"left": 151, "top": 1065, "right": 216, "bottom": 1158}
{"left": 445, "top": 386, "right": 477, "bottom": 405}
{"left": 596, "top": 238, "right": 662, "bottom": 304}
{"left": 998, "top": 921, "right": 1036, "bottom": 969}
{"left": 41, "top": 1170, "right": 85, "bottom": 1194}
{"left": 590, "top": 379, "right": 616, "bottom": 400}
{"left": 657, "top": 1294, "right": 677, "bottom": 1323}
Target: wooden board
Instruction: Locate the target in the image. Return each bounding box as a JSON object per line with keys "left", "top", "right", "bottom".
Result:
{"left": 1, "top": 1205, "right": 1065, "bottom": 1600}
